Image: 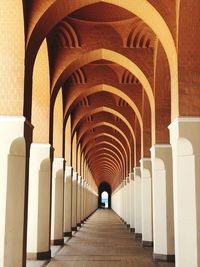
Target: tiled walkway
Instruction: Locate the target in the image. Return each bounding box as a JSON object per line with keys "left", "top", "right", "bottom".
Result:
{"left": 46, "top": 209, "right": 175, "bottom": 267}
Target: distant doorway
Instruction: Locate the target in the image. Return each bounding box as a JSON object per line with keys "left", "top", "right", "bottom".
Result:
{"left": 101, "top": 191, "right": 109, "bottom": 208}
{"left": 98, "top": 182, "right": 111, "bottom": 209}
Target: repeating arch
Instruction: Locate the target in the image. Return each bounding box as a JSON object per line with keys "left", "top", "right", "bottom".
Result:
{"left": 52, "top": 49, "right": 154, "bottom": 127}
{"left": 27, "top": 0, "right": 177, "bottom": 118}
{"left": 77, "top": 122, "right": 131, "bottom": 154}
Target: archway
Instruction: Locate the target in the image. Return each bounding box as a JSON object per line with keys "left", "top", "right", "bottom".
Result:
{"left": 98, "top": 182, "right": 112, "bottom": 209}
{"left": 101, "top": 192, "right": 109, "bottom": 208}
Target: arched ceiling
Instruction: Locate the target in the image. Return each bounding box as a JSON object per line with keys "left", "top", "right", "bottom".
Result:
{"left": 24, "top": 1, "right": 175, "bottom": 190}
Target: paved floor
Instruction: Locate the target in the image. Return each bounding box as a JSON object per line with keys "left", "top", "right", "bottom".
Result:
{"left": 46, "top": 209, "right": 175, "bottom": 267}
{"left": 27, "top": 238, "right": 70, "bottom": 267}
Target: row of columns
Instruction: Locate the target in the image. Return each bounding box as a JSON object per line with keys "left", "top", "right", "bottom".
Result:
{"left": 113, "top": 118, "right": 200, "bottom": 267}
{"left": 0, "top": 116, "right": 98, "bottom": 267}
{"left": 27, "top": 151, "right": 98, "bottom": 259}
{"left": 1, "top": 117, "right": 200, "bottom": 267}
{"left": 112, "top": 148, "right": 174, "bottom": 262}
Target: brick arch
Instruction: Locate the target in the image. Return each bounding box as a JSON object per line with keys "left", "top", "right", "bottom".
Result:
{"left": 26, "top": 0, "right": 177, "bottom": 119}
{"left": 77, "top": 122, "right": 134, "bottom": 172}
{"left": 83, "top": 142, "right": 125, "bottom": 172}
{"left": 51, "top": 49, "right": 153, "bottom": 136}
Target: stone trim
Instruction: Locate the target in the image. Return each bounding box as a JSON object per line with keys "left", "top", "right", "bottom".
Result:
{"left": 142, "top": 241, "right": 153, "bottom": 247}
{"left": 51, "top": 238, "right": 64, "bottom": 245}
{"left": 64, "top": 231, "right": 72, "bottom": 237}
{"left": 153, "top": 253, "right": 175, "bottom": 262}
{"left": 27, "top": 250, "right": 51, "bottom": 260}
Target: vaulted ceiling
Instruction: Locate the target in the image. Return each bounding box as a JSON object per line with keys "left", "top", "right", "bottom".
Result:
{"left": 24, "top": 1, "right": 176, "bottom": 189}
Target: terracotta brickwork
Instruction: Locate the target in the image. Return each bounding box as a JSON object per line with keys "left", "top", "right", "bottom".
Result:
{"left": 53, "top": 90, "right": 63, "bottom": 157}
{"left": 0, "top": 0, "right": 25, "bottom": 115}
{"left": 1, "top": 0, "right": 199, "bottom": 189}
{"left": 32, "top": 40, "right": 50, "bottom": 143}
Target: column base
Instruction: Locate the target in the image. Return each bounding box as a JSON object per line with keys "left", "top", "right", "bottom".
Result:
{"left": 64, "top": 231, "right": 72, "bottom": 237}
{"left": 135, "top": 233, "right": 142, "bottom": 240}
{"left": 142, "top": 241, "right": 153, "bottom": 247}
{"left": 27, "top": 250, "right": 51, "bottom": 260}
{"left": 153, "top": 253, "right": 175, "bottom": 262}
{"left": 130, "top": 228, "right": 135, "bottom": 233}
{"left": 72, "top": 226, "right": 77, "bottom": 231}
{"left": 51, "top": 238, "right": 64, "bottom": 245}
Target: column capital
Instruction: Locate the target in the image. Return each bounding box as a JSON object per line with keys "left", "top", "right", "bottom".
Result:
{"left": 150, "top": 144, "right": 172, "bottom": 171}
{"left": 78, "top": 175, "right": 82, "bottom": 183}
{"left": 31, "top": 143, "right": 51, "bottom": 149}
{"left": 169, "top": 116, "right": 200, "bottom": 155}
{"left": 129, "top": 172, "right": 134, "bottom": 180}
{"left": 150, "top": 144, "right": 171, "bottom": 152}
{"left": 65, "top": 165, "right": 73, "bottom": 171}
{"left": 139, "top": 157, "right": 151, "bottom": 163}
{"left": 53, "top": 157, "right": 65, "bottom": 163}
{"left": 72, "top": 171, "right": 78, "bottom": 181}
{"left": 168, "top": 116, "right": 200, "bottom": 131}
{"left": 140, "top": 158, "right": 152, "bottom": 178}
{"left": 134, "top": 167, "right": 141, "bottom": 177}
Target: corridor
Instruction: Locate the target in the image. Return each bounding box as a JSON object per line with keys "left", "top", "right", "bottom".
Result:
{"left": 1, "top": 1, "right": 200, "bottom": 267}
{"left": 47, "top": 210, "right": 175, "bottom": 267}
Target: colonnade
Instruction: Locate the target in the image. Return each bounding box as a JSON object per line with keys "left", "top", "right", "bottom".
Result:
{"left": 26, "top": 156, "right": 98, "bottom": 259}
{"left": 1, "top": 1, "right": 200, "bottom": 267}
{"left": 0, "top": 120, "right": 98, "bottom": 267}
{"left": 112, "top": 132, "right": 200, "bottom": 266}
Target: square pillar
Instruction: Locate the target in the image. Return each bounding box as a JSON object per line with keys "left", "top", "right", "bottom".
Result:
{"left": 134, "top": 167, "right": 142, "bottom": 239}
{"left": 77, "top": 175, "right": 82, "bottom": 227}
{"left": 169, "top": 117, "right": 200, "bottom": 267}
{"left": 126, "top": 176, "right": 131, "bottom": 227}
{"left": 80, "top": 178, "right": 85, "bottom": 223}
{"left": 0, "top": 116, "right": 32, "bottom": 267}
{"left": 64, "top": 166, "right": 73, "bottom": 237}
{"left": 151, "top": 144, "right": 175, "bottom": 262}
{"left": 51, "top": 158, "right": 64, "bottom": 245}
{"left": 72, "top": 171, "right": 78, "bottom": 231}
{"left": 140, "top": 158, "right": 153, "bottom": 247}
{"left": 129, "top": 172, "right": 135, "bottom": 232}
{"left": 27, "top": 143, "right": 52, "bottom": 260}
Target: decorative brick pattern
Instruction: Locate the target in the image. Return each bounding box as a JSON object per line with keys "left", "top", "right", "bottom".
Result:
{"left": 32, "top": 40, "right": 50, "bottom": 143}
{"left": 0, "top": 0, "right": 25, "bottom": 115}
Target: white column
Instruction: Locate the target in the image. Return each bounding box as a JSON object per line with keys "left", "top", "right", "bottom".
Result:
{"left": 123, "top": 180, "right": 127, "bottom": 224}
{"left": 129, "top": 172, "right": 135, "bottom": 232}
{"left": 140, "top": 158, "right": 153, "bottom": 247}
{"left": 64, "top": 166, "right": 73, "bottom": 237}
{"left": 151, "top": 145, "right": 175, "bottom": 262}
{"left": 51, "top": 158, "right": 64, "bottom": 245}
{"left": 119, "top": 184, "right": 123, "bottom": 220}
{"left": 122, "top": 181, "right": 126, "bottom": 222}
{"left": 27, "top": 144, "right": 52, "bottom": 260}
{"left": 83, "top": 181, "right": 87, "bottom": 220}
{"left": 134, "top": 167, "right": 142, "bottom": 239}
{"left": 77, "top": 175, "right": 81, "bottom": 227}
{"left": 112, "top": 183, "right": 123, "bottom": 217}
{"left": 87, "top": 186, "right": 91, "bottom": 216}
{"left": 169, "top": 117, "right": 200, "bottom": 267}
{"left": 85, "top": 183, "right": 89, "bottom": 218}
{"left": 72, "top": 171, "right": 78, "bottom": 230}
{"left": 126, "top": 177, "right": 131, "bottom": 227}
{"left": 0, "top": 116, "right": 32, "bottom": 267}
{"left": 80, "top": 178, "right": 84, "bottom": 223}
